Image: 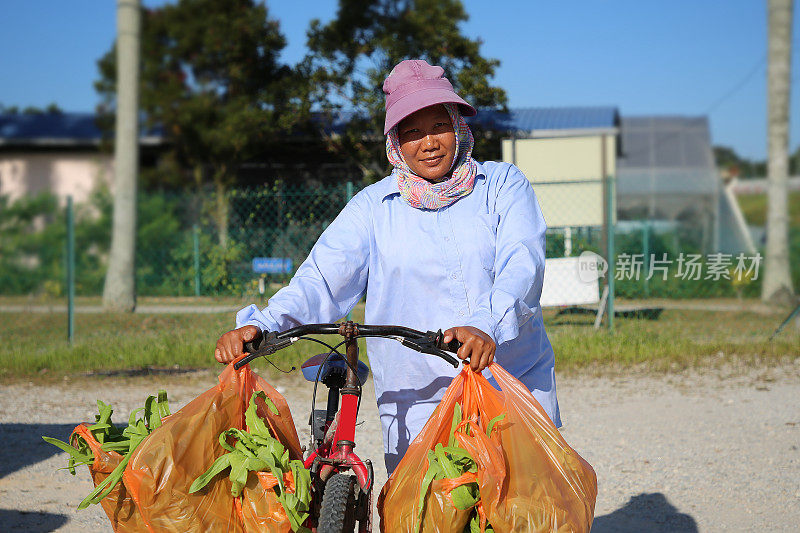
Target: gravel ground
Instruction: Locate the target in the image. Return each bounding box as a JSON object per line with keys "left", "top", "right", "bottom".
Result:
{"left": 1, "top": 362, "right": 798, "bottom": 532}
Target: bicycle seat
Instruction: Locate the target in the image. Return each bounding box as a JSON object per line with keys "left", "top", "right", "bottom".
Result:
{"left": 301, "top": 353, "right": 370, "bottom": 385}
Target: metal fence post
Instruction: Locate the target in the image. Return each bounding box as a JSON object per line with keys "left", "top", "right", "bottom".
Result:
{"left": 66, "top": 196, "right": 75, "bottom": 344}
{"left": 606, "top": 176, "right": 615, "bottom": 331}
{"left": 643, "top": 221, "right": 650, "bottom": 298}
{"left": 346, "top": 181, "right": 354, "bottom": 204}
{"left": 193, "top": 224, "right": 201, "bottom": 296}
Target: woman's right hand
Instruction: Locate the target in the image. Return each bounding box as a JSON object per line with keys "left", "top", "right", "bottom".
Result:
{"left": 215, "top": 325, "right": 261, "bottom": 364}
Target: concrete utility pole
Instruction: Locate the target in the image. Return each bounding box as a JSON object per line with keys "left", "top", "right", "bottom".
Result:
{"left": 103, "top": 0, "right": 141, "bottom": 312}
{"left": 763, "top": 0, "right": 796, "bottom": 303}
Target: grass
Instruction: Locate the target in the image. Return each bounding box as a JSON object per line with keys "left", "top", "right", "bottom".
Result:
{"left": 545, "top": 306, "right": 799, "bottom": 372}
{"left": 735, "top": 191, "right": 800, "bottom": 290}
{"left": 735, "top": 191, "right": 800, "bottom": 226}
{"left": 0, "top": 306, "right": 369, "bottom": 381}
{"left": 0, "top": 294, "right": 252, "bottom": 307}
{"left": 1, "top": 301, "right": 797, "bottom": 380}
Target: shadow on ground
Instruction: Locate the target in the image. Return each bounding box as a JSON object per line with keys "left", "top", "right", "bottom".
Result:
{"left": 0, "top": 423, "right": 80, "bottom": 478}
{"left": 592, "top": 493, "right": 698, "bottom": 532}
{"left": 0, "top": 509, "right": 68, "bottom": 532}
{"left": 83, "top": 366, "right": 208, "bottom": 378}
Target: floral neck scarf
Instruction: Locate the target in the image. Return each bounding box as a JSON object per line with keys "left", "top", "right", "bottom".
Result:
{"left": 386, "top": 103, "right": 478, "bottom": 210}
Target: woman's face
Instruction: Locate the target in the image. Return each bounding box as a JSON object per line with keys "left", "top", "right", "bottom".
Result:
{"left": 397, "top": 104, "right": 456, "bottom": 182}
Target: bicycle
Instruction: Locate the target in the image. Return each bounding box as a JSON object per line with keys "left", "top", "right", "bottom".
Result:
{"left": 234, "top": 320, "right": 463, "bottom": 533}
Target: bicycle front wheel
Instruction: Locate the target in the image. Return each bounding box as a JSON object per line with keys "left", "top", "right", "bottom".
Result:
{"left": 318, "top": 473, "right": 358, "bottom": 533}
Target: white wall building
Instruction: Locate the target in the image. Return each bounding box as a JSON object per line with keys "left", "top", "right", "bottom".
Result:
{"left": 0, "top": 112, "right": 161, "bottom": 204}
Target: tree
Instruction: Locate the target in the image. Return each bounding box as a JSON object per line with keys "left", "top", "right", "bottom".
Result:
{"left": 302, "top": 0, "right": 507, "bottom": 180}
{"left": 790, "top": 144, "right": 800, "bottom": 175}
{"left": 713, "top": 145, "right": 767, "bottom": 178}
{"left": 96, "top": 0, "right": 308, "bottom": 246}
{"left": 762, "top": 0, "right": 795, "bottom": 303}
{"left": 0, "top": 103, "right": 62, "bottom": 115}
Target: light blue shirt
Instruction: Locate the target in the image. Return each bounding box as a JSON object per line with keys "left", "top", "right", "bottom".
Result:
{"left": 237, "top": 161, "right": 560, "bottom": 473}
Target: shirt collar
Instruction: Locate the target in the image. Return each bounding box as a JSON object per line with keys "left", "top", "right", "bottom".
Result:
{"left": 380, "top": 161, "right": 487, "bottom": 201}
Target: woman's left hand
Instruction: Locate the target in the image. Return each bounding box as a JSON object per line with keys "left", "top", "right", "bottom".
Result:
{"left": 442, "top": 326, "right": 496, "bottom": 373}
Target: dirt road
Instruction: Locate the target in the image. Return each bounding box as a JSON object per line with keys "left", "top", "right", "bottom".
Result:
{"left": 1, "top": 362, "right": 798, "bottom": 532}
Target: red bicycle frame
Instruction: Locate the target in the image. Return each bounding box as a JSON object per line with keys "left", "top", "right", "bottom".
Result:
{"left": 303, "top": 322, "right": 371, "bottom": 492}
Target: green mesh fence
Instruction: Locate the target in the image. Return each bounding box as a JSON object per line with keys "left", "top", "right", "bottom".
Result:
{"left": 536, "top": 178, "right": 769, "bottom": 300}
{"left": 0, "top": 178, "right": 793, "bottom": 300}
{"left": 224, "top": 182, "right": 361, "bottom": 296}
{"left": 136, "top": 182, "right": 363, "bottom": 297}
{"left": 0, "top": 182, "right": 362, "bottom": 298}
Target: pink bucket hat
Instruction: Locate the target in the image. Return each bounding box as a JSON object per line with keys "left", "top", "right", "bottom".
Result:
{"left": 383, "top": 59, "right": 476, "bottom": 135}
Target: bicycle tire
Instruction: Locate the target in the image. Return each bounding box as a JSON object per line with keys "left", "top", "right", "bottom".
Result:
{"left": 318, "top": 473, "right": 358, "bottom": 533}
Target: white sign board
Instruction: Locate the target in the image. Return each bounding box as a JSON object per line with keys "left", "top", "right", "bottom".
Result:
{"left": 540, "top": 256, "right": 600, "bottom": 307}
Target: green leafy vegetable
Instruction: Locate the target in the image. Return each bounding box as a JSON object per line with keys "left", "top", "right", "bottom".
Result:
{"left": 41, "top": 435, "right": 93, "bottom": 475}
{"left": 415, "top": 401, "right": 505, "bottom": 533}
{"left": 190, "top": 391, "right": 311, "bottom": 533}
{"left": 42, "top": 390, "right": 171, "bottom": 510}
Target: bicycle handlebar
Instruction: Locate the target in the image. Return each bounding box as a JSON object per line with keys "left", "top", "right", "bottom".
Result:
{"left": 234, "top": 323, "right": 463, "bottom": 370}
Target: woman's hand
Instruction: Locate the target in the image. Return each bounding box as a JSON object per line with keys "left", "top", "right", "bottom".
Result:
{"left": 214, "top": 325, "right": 261, "bottom": 364}
{"left": 442, "top": 326, "right": 495, "bottom": 372}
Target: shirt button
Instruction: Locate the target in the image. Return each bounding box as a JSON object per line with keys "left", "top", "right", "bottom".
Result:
{"left": 451, "top": 273, "right": 458, "bottom": 280}
{"left": 444, "top": 236, "right": 450, "bottom": 242}
{"left": 458, "top": 310, "right": 465, "bottom": 317}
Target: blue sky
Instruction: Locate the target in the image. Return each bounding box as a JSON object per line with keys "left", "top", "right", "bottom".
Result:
{"left": 1, "top": 1, "right": 798, "bottom": 160}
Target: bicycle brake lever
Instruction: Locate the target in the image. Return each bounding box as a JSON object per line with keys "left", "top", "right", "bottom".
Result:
{"left": 234, "top": 333, "right": 293, "bottom": 370}
{"left": 434, "top": 349, "right": 461, "bottom": 368}
{"left": 401, "top": 338, "right": 460, "bottom": 368}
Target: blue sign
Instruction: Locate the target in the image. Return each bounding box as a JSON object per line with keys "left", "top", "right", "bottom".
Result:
{"left": 252, "top": 257, "right": 293, "bottom": 274}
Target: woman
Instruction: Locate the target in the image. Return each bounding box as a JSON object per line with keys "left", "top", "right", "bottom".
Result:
{"left": 215, "top": 59, "right": 560, "bottom": 475}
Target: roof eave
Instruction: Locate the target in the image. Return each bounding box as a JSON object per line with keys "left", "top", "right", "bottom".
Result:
{"left": 520, "top": 126, "right": 621, "bottom": 139}
{"left": 0, "top": 136, "right": 165, "bottom": 148}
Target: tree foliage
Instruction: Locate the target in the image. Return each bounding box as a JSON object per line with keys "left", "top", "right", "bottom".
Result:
{"left": 713, "top": 145, "right": 767, "bottom": 179}
{"left": 95, "top": 0, "right": 308, "bottom": 190}
{"left": 0, "top": 103, "right": 63, "bottom": 115}
{"left": 93, "top": 0, "right": 509, "bottom": 187}
{"left": 302, "top": 0, "right": 507, "bottom": 179}
{"left": 96, "top": 0, "right": 311, "bottom": 245}
{"left": 0, "top": 192, "right": 110, "bottom": 296}
{"left": 713, "top": 144, "right": 800, "bottom": 178}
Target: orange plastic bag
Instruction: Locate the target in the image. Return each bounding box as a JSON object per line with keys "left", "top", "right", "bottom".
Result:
{"left": 237, "top": 472, "right": 299, "bottom": 533}
{"left": 379, "top": 364, "right": 597, "bottom": 532}
{"left": 123, "top": 362, "right": 303, "bottom": 532}
{"left": 418, "top": 477, "right": 473, "bottom": 532}
{"left": 70, "top": 424, "right": 149, "bottom": 533}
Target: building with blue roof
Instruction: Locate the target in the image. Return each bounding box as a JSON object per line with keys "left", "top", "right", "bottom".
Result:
{"left": 0, "top": 112, "right": 162, "bottom": 147}
{"left": 469, "top": 106, "right": 621, "bottom": 139}
{"left": 0, "top": 112, "right": 163, "bottom": 204}
{"left": 475, "top": 106, "right": 622, "bottom": 230}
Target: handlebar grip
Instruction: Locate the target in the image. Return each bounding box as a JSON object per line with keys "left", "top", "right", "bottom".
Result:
{"left": 433, "top": 330, "right": 462, "bottom": 353}
{"left": 442, "top": 338, "right": 462, "bottom": 353}
{"left": 242, "top": 329, "right": 265, "bottom": 354}
{"left": 233, "top": 352, "right": 258, "bottom": 370}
